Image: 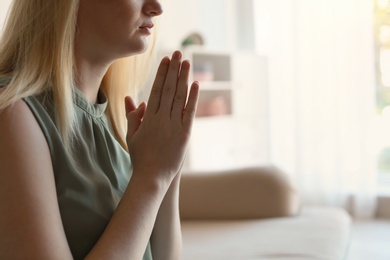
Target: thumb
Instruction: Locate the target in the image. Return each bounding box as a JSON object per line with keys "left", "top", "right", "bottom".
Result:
{"left": 125, "top": 96, "right": 137, "bottom": 114}
{"left": 126, "top": 100, "right": 146, "bottom": 138}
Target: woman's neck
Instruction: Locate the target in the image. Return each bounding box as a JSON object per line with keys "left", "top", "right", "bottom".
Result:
{"left": 74, "top": 57, "right": 111, "bottom": 104}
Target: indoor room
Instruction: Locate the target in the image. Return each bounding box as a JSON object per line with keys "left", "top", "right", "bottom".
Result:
{"left": 0, "top": 0, "right": 389, "bottom": 259}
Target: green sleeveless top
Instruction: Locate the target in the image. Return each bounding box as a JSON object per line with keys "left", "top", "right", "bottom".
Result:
{"left": 21, "top": 87, "right": 152, "bottom": 260}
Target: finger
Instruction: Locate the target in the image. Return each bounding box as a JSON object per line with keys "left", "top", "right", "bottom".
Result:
{"left": 171, "top": 59, "right": 190, "bottom": 121}
{"left": 158, "top": 50, "right": 182, "bottom": 116}
{"left": 145, "top": 56, "right": 170, "bottom": 117}
{"left": 137, "top": 102, "right": 146, "bottom": 119}
{"left": 182, "top": 81, "right": 199, "bottom": 130}
{"left": 127, "top": 102, "right": 146, "bottom": 138}
{"left": 125, "top": 96, "right": 137, "bottom": 114}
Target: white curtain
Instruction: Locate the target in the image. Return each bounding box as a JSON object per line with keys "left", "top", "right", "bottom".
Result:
{"left": 254, "top": 0, "right": 378, "bottom": 218}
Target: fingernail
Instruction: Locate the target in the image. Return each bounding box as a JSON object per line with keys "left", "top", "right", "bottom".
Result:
{"left": 182, "top": 60, "right": 190, "bottom": 69}
{"left": 173, "top": 51, "right": 182, "bottom": 60}
{"left": 161, "top": 56, "right": 170, "bottom": 65}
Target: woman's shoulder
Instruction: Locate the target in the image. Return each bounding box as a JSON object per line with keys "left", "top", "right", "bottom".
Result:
{"left": 0, "top": 97, "right": 45, "bottom": 143}
{"left": 0, "top": 95, "right": 52, "bottom": 178}
{"left": 0, "top": 94, "right": 53, "bottom": 175}
{"left": 0, "top": 94, "right": 32, "bottom": 119}
{"left": 0, "top": 95, "right": 71, "bottom": 260}
{"left": 0, "top": 87, "right": 55, "bottom": 131}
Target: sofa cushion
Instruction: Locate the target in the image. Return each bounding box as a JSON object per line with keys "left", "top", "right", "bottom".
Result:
{"left": 181, "top": 206, "right": 351, "bottom": 260}
{"left": 180, "top": 166, "right": 300, "bottom": 220}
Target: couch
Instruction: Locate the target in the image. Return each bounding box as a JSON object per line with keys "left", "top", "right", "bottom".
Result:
{"left": 179, "top": 166, "right": 352, "bottom": 260}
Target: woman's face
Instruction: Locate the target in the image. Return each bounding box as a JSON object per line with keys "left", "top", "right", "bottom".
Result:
{"left": 76, "top": 0, "right": 163, "bottom": 63}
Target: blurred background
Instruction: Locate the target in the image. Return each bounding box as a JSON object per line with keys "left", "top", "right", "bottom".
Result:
{"left": 1, "top": 0, "right": 390, "bottom": 219}
{"left": 155, "top": 0, "right": 387, "bottom": 220}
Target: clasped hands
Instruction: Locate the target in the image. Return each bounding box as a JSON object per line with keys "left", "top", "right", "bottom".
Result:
{"left": 124, "top": 50, "right": 199, "bottom": 185}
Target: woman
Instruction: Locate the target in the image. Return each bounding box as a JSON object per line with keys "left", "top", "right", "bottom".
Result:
{"left": 0, "top": 0, "right": 199, "bottom": 259}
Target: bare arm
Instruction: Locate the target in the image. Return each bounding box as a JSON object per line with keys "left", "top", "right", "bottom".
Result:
{"left": 150, "top": 54, "right": 198, "bottom": 260}
{"left": 0, "top": 51, "right": 198, "bottom": 259}
{"left": 120, "top": 52, "right": 198, "bottom": 259}
{"left": 0, "top": 103, "right": 171, "bottom": 259}
{"left": 84, "top": 51, "right": 199, "bottom": 259}
{"left": 150, "top": 174, "right": 182, "bottom": 260}
{"left": 0, "top": 100, "right": 74, "bottom": 259}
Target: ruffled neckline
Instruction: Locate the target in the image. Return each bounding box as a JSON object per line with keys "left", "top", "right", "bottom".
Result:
{"left": 73, "top": 87, "right": 107, "bottom": 118}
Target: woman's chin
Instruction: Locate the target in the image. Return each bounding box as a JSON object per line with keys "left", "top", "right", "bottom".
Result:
{"left": 129, "top": 39, "right": 149, "bottom": 55}
{"left": 111, "top": 39, "right": 149, "bottom": 60}
{"left": 135, "top": 39, "right": 149, "bottom": 54}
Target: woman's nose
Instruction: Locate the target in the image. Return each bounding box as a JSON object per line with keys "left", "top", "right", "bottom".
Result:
{"left": 144, "top": 0, "right": 163, "bottom": 17}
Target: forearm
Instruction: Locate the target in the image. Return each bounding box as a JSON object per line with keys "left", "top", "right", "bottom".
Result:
{"left": 86, "top": 173, "right": 170, "bottom": 260}
{"left": 117, "top": 50, "right": 197, "bottom": 260}
{"left": 150, "top": 173, "right": 182, "bottom": 260}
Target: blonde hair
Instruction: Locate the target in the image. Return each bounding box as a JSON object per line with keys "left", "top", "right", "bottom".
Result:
{"left": 101, "top": 49, "right": 158, "bottom": 150}
{"left": 0, "top": 0, "right": 158, "bottom": 151}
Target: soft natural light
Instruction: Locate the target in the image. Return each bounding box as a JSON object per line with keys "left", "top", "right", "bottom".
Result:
{"left": 380, "top": 49, "right": 390, "bottom": 87}
{"left": 377, "top": 106, "right": 390, "bottom": 189}
{"left": 380, "top": 25, "right": 390, "bottom": 43}
{"left": 378, "top": 0, "right": 390, "bottom": 9}
{"left": 254, "top": 0, "right": 378, "bottom": 219}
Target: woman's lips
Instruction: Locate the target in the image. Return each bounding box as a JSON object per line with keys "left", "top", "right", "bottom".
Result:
{"left": 139, "top": 24, "right": 154, "bottom": 35}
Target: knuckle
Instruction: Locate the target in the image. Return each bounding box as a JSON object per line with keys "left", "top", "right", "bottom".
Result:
{"left": 163, "top": 85, "right": 175, "bottom": 94}
{"left": 173, "top": 94, "right": 185, "bottom": 103}
{"left": 151, "top": 87, "right": 162, "bottom": 96}
{"left": 185, "top": 108, "right": 196, "bottom": 118}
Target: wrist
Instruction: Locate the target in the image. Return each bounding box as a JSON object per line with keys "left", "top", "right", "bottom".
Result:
{"left": 128, "top": 169, "right": 172, "bottom": 197}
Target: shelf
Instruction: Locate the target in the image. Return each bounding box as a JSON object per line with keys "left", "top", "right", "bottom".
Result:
{"left": 156, "top": 48, "right": 270, "bottom": 170}
{"left": 196, "top": 90, "right": 232, "bottom": 118}
{"left": 191, "top": 52, "right": 231, "bottom": 82}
